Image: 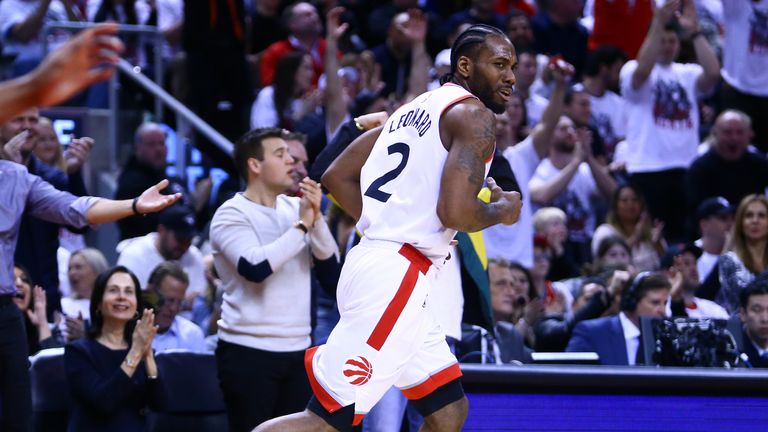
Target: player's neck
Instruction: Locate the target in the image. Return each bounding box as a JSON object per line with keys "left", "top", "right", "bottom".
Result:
{"left": 243, "top": 183, "right": 279, "bottom": 208}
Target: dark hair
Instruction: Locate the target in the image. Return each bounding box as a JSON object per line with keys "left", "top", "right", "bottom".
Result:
{"left": 564, "top": 83, "right": 588, "bottom": 106}
{"left": 505, "top": 8, "right": 529, "bottom": 26}
{"left": 740, "top": 272, "right": 768, "bottom": 309}
{"left": 621, "top": 271, "right": 671, "bottom": 311}
{"left": 273, "top": 52, "right": 309, "bottom": 125}
{"left": 234, "top": 127, "right": 286, "bottom": 181}
{"left": 606, "top": 184, "right": 652, "bottom": 242}
{"left": 88, "top": 266, "right": 143, "bottom": 344}
{"left": 508, "top": 261, "right": 539, "bottom": 300}
{"left": 283, "top": 131, "right": 308, "bottom": 145}
{"left": 583, "top": 45, "right": 628, "bottom": 77}
{"left": 597, "top": 235, "right": 631, "bottom": 260}
{"left": 440, "top": 24, "right": 509, "bottom": 85}
{"left": 147, "top": 262, "right": 189, "bottom": 292}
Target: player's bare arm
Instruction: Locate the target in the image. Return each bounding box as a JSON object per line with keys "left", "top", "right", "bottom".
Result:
{"left": 437, "top": 100, "right": 521, "bottom": 232}
{"left": 322, "top": 126, "right": 384, "bottom": 221}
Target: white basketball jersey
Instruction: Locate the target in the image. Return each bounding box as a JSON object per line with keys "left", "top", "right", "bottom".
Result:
{"left": 357, "top": 83, "right": 492, "bottom": 260}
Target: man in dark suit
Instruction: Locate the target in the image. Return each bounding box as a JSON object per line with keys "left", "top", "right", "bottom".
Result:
{"left": 566, "top": 272, "right": 670, "bottom": 365}
{"left": 739, "top": 274, "right": 768, "bottom": 368}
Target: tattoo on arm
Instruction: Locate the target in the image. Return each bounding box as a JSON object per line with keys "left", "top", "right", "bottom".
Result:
{"left": 456, "top": 107, "right": 496, "bottom": 187}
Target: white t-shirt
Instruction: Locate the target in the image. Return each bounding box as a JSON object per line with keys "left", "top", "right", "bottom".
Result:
{"left": 665, "top": 296, "right": 730, "bottom": 319}
{"left": 250, "top": 85, "right": 304, "bottom": 129}
{"left": 697, "top": 250, "right": 720, "bottom": 283}
{"left": 358, "top": 83, "right": 488, "bottom": 260}
{"left": 620, "top": 60, "right": 703, "bottom": 173}
{"left": 525, "top": 93, "right": 549, "bottom": 127}
{"left": 117, "top": 232, "right": 207, "bottom": 296}
{"left": 0, "top": 0, "right": 68, "bottom": 59}
{"left": 529, "top": 159, "right": 599, "bottom": 241}
{"left": 60, "top": 297, "right": 90, "bottom": 320}
{"left": 484, "top": 135, "right": 541, "bottom": 268}
{"left": 590, "top": 90, "right": 626, "bottom": 148}
{"left": 721, "top": 0, "right": 768, "bottom": 96}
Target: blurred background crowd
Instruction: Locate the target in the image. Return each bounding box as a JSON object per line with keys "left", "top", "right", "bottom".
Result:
{"left": 2, "top": 0, "right": 768, "bottom": 430}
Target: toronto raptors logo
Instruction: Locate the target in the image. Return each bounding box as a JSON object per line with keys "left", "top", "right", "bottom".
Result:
{"left": 343, "top": 356, "right": 373, "bottom": 386}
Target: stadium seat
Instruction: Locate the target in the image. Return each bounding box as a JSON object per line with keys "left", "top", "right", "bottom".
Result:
{"left": 147, "top": 349, "right": 228, "bottom": 432}
{"left": 29, "top": 348, "right": 69, "bottom": 432}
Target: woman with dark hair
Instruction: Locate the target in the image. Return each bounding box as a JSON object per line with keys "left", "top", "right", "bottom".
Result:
{"left": 718, "top": 194, "right": 768, "bottom": 313}
{"left": 592, "top": 184, "right": 664, "bottom": 271}
{"left": 250, "top": 52, "right": 317, "bottom": 129}
{"left": 13, "top": 264, "right": 63, "bottom": 356}
{"left": 64, "top": 266, "right": 160, "bottom": 432}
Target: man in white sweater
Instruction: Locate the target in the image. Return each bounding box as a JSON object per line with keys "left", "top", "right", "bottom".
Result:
{"left": 210, "top": 128, "right": 338, "bottom": 432}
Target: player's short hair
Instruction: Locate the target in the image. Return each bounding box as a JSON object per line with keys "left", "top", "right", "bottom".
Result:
{"left": 440, "top": 24, "right": 509, "bottom": 85}
{"left": 234, "top": 127, "right": 286, "bottom": 181}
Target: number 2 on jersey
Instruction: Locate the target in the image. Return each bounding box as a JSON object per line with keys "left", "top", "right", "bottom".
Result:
{"left": 364, "top": 142, "right": 410, "bottom": 203}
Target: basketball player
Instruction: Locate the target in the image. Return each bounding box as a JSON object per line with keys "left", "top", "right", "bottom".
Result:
{"left": 255, "top": 24, "right": 522, "bottom": 432}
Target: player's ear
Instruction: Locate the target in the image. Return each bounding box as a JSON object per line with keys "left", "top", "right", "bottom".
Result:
{"left": 456, "top": 55, "right": 472, "bottom": 80}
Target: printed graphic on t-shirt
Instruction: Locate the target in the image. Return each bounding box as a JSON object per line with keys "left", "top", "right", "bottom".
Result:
{"left": 652, "top": 80, "right": 693, "bottom": 129}
{"left": 553, "top": 190, "right": 590, "bottom": 242}
{"left": 749, "top": 8, "right": 768, "bottom": 53}
{"left": 592, "top": 112, "right": 617, "bottom": 147}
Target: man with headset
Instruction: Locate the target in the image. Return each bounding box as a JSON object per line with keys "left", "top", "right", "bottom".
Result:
{"left": 565, "top": 272, "right": 670, "bottom": 365}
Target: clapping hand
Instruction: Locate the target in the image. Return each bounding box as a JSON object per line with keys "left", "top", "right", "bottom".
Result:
{"left": 64, "top": 312, "right": 86, "bottom": 342}
{"left": 131, "top": 309, "right": 158, "bottom": 356}
{"left": 3, "top": 130, "right": 29, "bottom": 164}
{"left": 64, "top": 136, "right": 94, "bottom": 174}
{"left": 299, "top": 177, "right": 323, "bottom": 225}
{"left": 27, "top": 286, "right": 48, "bottom": 327}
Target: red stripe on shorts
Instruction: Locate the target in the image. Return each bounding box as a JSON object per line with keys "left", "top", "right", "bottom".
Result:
{"left": 366, "top": 244, "right": 432, "bottom": 351}
{"left": 353, "top": 414, "right": 365, "bottom": 426}
{"left": 304, "top": 346, "right": 343, "bottom": 413}
{"left": 401, "top": 363, "right": 463, "bottom": 400}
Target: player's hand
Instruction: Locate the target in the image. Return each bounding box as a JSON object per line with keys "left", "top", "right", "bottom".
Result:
{"left": 487, "top": 177, "right": 522, "bottom": 225}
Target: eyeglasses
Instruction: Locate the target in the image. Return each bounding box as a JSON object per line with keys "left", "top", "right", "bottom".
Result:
{"left": 158, "top": 296, "right": 184, "bottom": 307}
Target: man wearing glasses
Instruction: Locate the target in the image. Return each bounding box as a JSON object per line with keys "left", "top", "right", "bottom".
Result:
{"left": 146, "top": 261, "right": 206, "bottom": 352}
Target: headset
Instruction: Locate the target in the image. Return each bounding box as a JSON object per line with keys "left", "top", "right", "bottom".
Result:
{"left": 621, "top": 271, "right": 653, "bottom": 312}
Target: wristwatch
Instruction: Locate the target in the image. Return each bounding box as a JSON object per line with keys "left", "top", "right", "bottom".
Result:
{"left": 294, "top": 220, "right": 309, "bottom": 234}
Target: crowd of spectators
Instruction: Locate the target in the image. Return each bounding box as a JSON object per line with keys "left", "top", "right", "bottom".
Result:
{"left": 3, "top": 0, "right": 768, "bottom": 430}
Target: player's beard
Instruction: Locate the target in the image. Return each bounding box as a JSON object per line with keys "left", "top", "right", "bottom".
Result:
{"left": 469, "top": 77, "right": 506, "bottom": 114}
